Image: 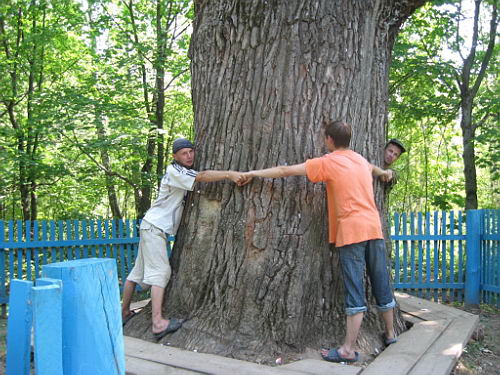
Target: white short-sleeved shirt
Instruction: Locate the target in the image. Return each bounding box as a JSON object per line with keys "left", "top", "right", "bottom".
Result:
{"left": 142, "top": 161, "right": 198, "bottom": 235}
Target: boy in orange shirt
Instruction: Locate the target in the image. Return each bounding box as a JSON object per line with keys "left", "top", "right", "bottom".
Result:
{"left": 238, "top": 120, "right": 396, "bottom": 363}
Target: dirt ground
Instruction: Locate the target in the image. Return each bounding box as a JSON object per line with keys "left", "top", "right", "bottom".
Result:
{"left": 451, "top": 303, "right": 500, "bottom": 375}
{"left": 0, "top": 302, "right": 498, "bottom": 374}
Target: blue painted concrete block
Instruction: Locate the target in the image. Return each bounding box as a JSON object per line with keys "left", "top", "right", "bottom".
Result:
{"left": 33, "top": 282, "right": 63, "bottom": 375}
{"left": 6, "top": 279, "right": 33, "bottom": 375}
{"left": 43, "top": 258, "right": 125, "bottom": 375}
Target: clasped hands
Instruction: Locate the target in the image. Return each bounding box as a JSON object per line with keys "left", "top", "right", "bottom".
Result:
{"left": 230, "top": 172, "right": 253, "bottom": 186}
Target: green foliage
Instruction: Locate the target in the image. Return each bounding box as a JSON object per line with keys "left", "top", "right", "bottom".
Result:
{"left": 1, "top": 0, "right": 497, "bottom": 219}
{"left": 388, "top": 0, "right": 499, "bottom": 212}
{"left": 0, "top": 0, "right": 194, "bottom": 220}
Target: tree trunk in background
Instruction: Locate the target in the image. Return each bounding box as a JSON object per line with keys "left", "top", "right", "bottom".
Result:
{"left": 461, "top": 98, "right": 478, "bottom": 210}
{"left": 97, "top": 120, "right": 123, "bottom": 219}
{"left": 2, "top": 4, "right": 46, "bottom": 222}
{"left": 127, "top": 0, "right": 426, "bottom": 360}
{"left": 457, "top": 1, "right": 497, "bottom": 210}
{"left": 155, "top": 0, "right": 166, "bottom": 190}
{"left": 86, "top": 4, "right": 123, "bottom": 220}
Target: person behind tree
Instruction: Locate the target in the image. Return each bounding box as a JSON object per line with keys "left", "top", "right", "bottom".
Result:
{"left": 381, "top": 138, "right": 405, "bottom": 194}
{"left": 122, "top": 138, "right": 244, "bottom": 340}
{"left": 383, "top": 138, "right": 405, "bottom": 169}
{"left": 237, "top": 120, "right": 397, "bottom": 363}
{"left": 379, "top": 138, "right": 406, "bottom": 244}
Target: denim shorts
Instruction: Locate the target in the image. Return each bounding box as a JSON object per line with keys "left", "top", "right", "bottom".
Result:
{"left": 338, "top": 239, "right": 395, "bottom": 315}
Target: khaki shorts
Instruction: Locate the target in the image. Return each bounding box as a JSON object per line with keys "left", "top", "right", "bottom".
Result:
{"left": 126, "top": 220, "right": 171, "bottom": 289}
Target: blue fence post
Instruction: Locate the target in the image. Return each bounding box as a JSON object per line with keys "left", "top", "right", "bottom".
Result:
{"left": 6, "top": 279, "right": 33, "bottom": 375}
{"left": 33, "top": 278, "right": 63, "bottom": 375}
{"left": 465, "top": 209, "right": 482, "bottom": 305}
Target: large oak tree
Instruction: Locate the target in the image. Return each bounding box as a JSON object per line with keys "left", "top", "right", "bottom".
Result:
{"left": 127, "top": 0, "right": 427, "bottom": 361}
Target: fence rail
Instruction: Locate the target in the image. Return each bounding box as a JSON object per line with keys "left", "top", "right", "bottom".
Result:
{"left": 1, "top": 209, "right": 499, "bottom": 311}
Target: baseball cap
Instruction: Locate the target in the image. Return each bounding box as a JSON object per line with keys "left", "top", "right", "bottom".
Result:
{"left": 386, "top": 138, "right": 406, "bottom": 153}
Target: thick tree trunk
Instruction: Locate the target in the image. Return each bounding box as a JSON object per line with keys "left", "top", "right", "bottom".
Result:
{"left": 127, "top": 0, "right": 426, "bottom": 361}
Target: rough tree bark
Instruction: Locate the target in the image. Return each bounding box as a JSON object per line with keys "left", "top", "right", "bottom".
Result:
{"left": 127, "top": 0, "right": 427, "bottom": 361}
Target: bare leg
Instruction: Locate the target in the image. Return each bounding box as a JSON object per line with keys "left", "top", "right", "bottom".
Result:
{"left": 321, "top": 312, "right": 363, "bottom": 360}
{"left": 151, "top": 285, "right": 169, "bottom": 333}
{"left": 339, "top": 312, "right": 363, "bottom": 358}
{"left": 122, "top": 279, "right": 137, "bottom": 320}
{"left": 381, "top": 308, "right": 395, "bottom": 339}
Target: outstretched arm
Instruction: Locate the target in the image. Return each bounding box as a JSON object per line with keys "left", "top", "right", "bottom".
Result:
{"left": 238, "top": 163, "right": 307, "bottom": 185}
{"left": 372, "top": 165, "right": 393, "bottom": 183}
{"left": 195, "top": 170, "right": 243, "bottom": 184}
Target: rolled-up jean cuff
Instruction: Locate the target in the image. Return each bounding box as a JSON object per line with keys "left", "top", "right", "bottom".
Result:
{"left": 346, "top": 306, "right": 367, "bottom": 316}
{"left": 376, "top": 298, "right": 396, "bottom": 312}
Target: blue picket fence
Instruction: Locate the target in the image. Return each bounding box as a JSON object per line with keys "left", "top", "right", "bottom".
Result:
{"left": 481, "top": 210, "right": 500, "bottom": 306}
{"left": 0, "top": 209, "right": 499, "bottom": 312}
{"left": 391, "top": 209, "right": 500, "bottom": 307}
{"left": 0, "top": 219, "right": 173, "bottom": 316}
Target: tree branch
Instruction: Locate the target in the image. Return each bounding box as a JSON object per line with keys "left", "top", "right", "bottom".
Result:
{"left": 456, "top": 0, "right": 467, "bottom": 62}
{"left": 163, "top": 67, "right": 189, "bottom": 92}
{"left": 471, "top": 2, "right": 497, "bottom": 97}
{"left": 472, "top": 112, "right": 493, "bottom": 132}
{"left": 460, "top": 0, "right": 482, "bottom": 91}
{"left": 61, "top": 130, "right": 139, "bottom": 190}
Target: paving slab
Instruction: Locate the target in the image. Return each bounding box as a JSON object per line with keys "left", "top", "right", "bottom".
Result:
{"left": 126, "top": 355, "right": 199, "bottom": 375}
{"left": 362, "top": 292, "right": 479, "bottom": 375}
{"left": 395, "top": 292, "right": 470, "bottom": 321}
{"left": 126, "top": 336, "right": 311, "bottom": 375}
{"left": 408, "top": 315, "right": 479, "bottom": 375}
{"left": 362, "top": 319, "right": 451, "bottom": 375}
{"left": 282, "top": 359, "right": 362, "bottom": 375}
{"left": 126, "top": 337, "right": 363, "bottom": 375}
{"left": 125, "top": 293, "right": 478, "bottom": 375}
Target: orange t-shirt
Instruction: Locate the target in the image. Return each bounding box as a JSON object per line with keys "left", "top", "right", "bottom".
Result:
{"left": 305, "top": 150, "right": 383, "bottom": 247}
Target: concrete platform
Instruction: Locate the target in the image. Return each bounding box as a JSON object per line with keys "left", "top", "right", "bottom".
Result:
{"left": 125, "top": 292, "right": 478, "bottom": 375}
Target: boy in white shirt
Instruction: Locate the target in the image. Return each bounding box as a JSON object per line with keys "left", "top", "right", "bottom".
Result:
{"left": 121, "top": 138, "right": 243, "bottom": 339}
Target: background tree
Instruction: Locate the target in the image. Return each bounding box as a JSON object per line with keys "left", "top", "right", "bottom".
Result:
{"left": 126, "top": 0, "right": 427, "bottom": 361}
